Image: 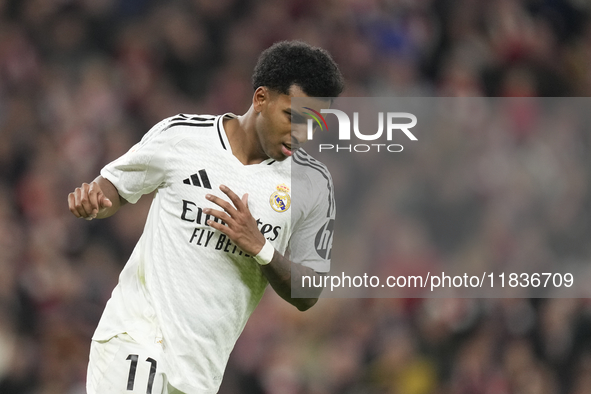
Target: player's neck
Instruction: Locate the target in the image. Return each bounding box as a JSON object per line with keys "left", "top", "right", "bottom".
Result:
{"left": 224, "top": 107, "right": 267, "bottom": 165}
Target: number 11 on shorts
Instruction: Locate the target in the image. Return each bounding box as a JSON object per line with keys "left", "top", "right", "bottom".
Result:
{"left": 126, "top": 354, "right": 157, "bottom": 394}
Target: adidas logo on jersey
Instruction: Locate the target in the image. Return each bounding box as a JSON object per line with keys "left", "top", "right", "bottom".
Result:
{"left": 183, "top": 170, "right": 212, "bottom": 189}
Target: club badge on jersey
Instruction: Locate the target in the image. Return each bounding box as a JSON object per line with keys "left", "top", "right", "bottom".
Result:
{"left": 270, "top": 184, "right": 291, "bottom": 213}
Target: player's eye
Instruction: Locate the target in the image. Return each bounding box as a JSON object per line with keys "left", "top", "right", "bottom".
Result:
{"left": 291, "top": 113, "right": 306, "bottom": 124}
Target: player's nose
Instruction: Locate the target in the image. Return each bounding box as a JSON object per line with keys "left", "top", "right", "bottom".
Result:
{"left": 291, "top": 123, "right": 308, "bottom": 147}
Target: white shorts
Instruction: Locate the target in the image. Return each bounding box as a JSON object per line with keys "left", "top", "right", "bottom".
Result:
{"left": 87, "top": 334, "right": 184, "bottom": 394}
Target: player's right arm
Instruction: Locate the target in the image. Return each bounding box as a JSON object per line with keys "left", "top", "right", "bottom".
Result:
{"left": 68, "top": 116, "right": 177, "bottom": 220}
{"left": 68, "top": 176, "right": 127, "bottom": 220}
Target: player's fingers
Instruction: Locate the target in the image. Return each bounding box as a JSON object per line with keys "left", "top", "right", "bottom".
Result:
{"left": 241, "top": 193, "right": 249, "bottom": 211}
{"left": 100, "top": 194, "right": 113, "bottom": 208}
{"left": 206, "top": 217, "right": 232, "bottom": 236}
{"left": 219, "top": 185, "right": 244, "bottom": 210}
{"left": 99, "top": 192, "right": 112, "bottom": 208}
{"left": 74, "top": 187, "right": 91, "bottom": 217}
{"left": 205, "top": 193, "right": 236, "bottom": 215}
{"left": 68, "top": 192, "right": 81, "bottom": 218}
{"left": 203, "top": 208, "right": 233, "bottom": 226}
{"left": 96, "top": 188, "right": 112, "bottom": 209}
{"left": 78, "top": 183, "right": 95, "bottom": 217}
{"left": 87, "top": 182, "right": 101, "bottom": 216}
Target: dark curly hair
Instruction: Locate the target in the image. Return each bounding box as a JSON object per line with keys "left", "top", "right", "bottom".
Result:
{"left": 252, "top": 41, "right": 344, "bottom": 97}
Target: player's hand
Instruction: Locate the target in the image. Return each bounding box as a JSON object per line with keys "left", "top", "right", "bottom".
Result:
{"left": 203, "top": 185, "right": 266, "bottom": 256}
{"left": 68, "top": 181, "right": 112, "bottom": 220}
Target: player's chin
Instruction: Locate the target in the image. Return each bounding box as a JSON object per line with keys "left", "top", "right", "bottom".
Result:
{"left": 272, "top": 154, "right": 289, "bottom": 162}
{"left": 267, "top": 147, "right": 288, "bottom": 161}
{"left": 280, "top": 143, "right": 294, "bottom": 158}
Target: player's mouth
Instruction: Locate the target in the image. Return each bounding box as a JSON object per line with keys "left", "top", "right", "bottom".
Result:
{"left": 281, "top": 143, "right": 293, "bottom": 157}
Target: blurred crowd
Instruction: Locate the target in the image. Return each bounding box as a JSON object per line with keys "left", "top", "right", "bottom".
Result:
{"left": 2, "top": 0, "right": 591, "bottom": 393}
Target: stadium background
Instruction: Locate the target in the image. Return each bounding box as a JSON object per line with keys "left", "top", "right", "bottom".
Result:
{"left": 2, "top": 0, "right": 591, "bottom": 393}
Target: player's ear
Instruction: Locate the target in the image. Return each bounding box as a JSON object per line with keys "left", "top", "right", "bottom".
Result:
{"left": 253, "top": 87, "right": 267, "bottom": 113}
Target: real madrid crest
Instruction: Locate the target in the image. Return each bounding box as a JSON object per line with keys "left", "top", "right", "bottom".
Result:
{"left": 270, "top": 183, "right": 291, "bottom": 212}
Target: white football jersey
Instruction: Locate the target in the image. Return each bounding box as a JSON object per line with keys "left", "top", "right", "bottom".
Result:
{"left": 95, "top": 114, "right": 335, "bottom": 393}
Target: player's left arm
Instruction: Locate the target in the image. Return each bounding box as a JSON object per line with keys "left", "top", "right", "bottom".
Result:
{"left": 257, "top": 251, "right": 323, "bottom": 311}
{"left": 204, "top": 185, "right": 323, "bottom": 311}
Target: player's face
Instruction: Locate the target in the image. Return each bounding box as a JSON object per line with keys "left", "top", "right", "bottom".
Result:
{"left": 254, "top": 85, "right": 330, "bottom": 161}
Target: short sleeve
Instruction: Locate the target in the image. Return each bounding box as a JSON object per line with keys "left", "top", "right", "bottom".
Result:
{"left": 101, "top": 118, "right": 173, "bottom": 204}
{"left": 288, "top": 157, "right": 336, "bottom": 273}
